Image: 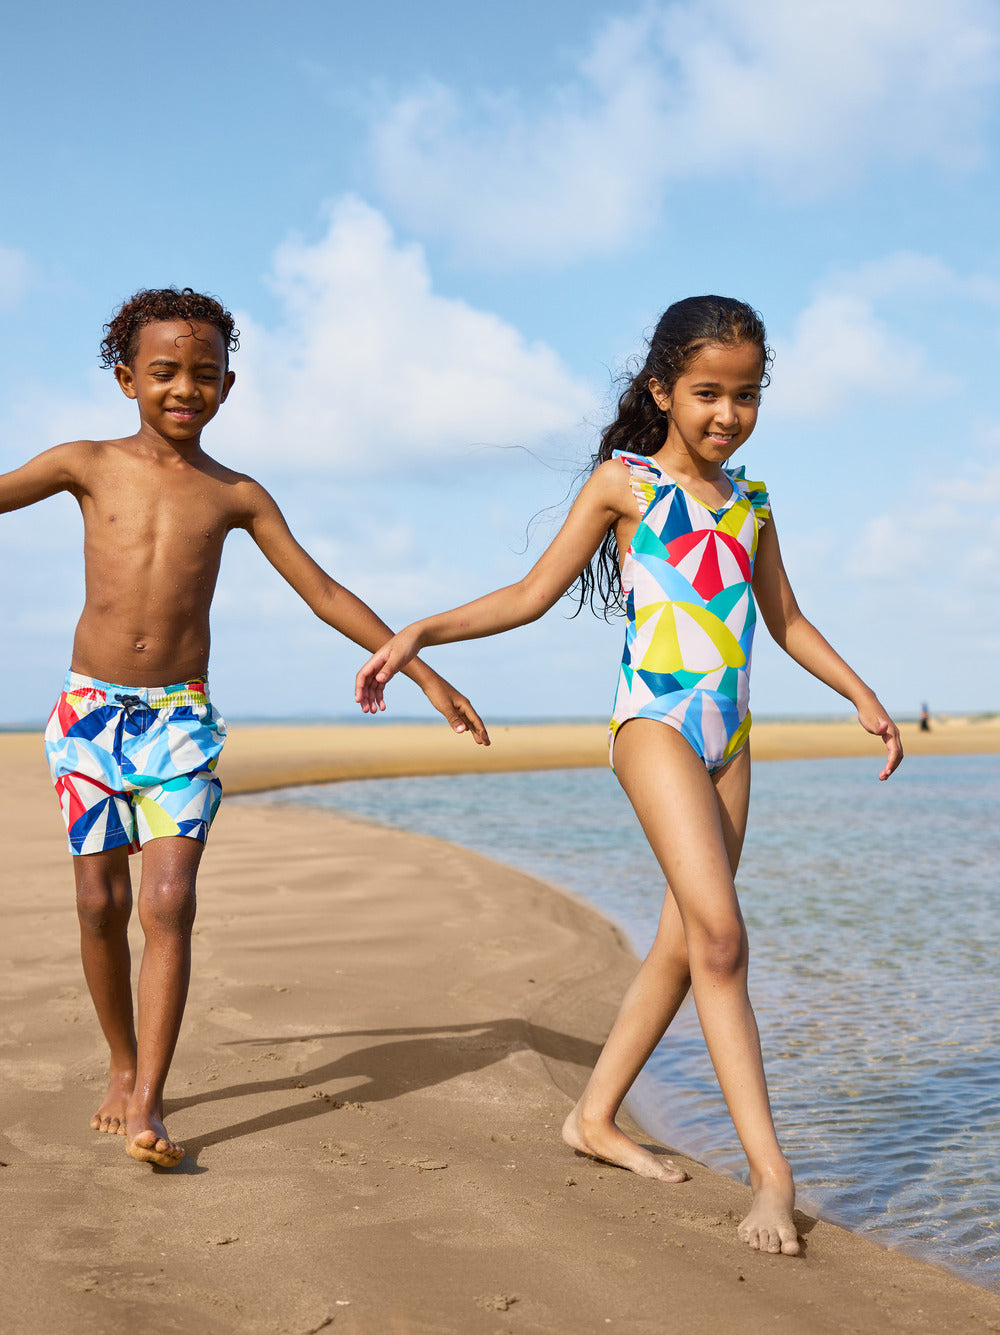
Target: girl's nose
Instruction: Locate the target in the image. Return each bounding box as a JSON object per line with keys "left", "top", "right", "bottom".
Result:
{"left": 714, "top": 399, "right": 739, "bottom": 426}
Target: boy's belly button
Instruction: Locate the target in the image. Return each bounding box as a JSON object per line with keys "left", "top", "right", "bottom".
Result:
{"left": 134, "top": 641, "right": 147, "bottom": 652}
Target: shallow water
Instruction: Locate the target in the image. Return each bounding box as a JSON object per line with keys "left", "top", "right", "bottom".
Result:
{"left": 242, "top": 754, "right": 1000, "bottom": 1289}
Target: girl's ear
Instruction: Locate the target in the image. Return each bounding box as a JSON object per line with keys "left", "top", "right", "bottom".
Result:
{"left": 114, "top": 362, "right": 137, "bottom": 400}
{"left": 648, "top": 377, "right": 671, "bottom": 414}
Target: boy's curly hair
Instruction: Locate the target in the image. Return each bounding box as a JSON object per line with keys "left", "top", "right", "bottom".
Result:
{"left": 100, "top": 287, "right": 240, "bottom": 369}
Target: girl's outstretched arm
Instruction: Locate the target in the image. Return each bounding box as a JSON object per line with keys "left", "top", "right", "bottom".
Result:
{"left": 355, "top": 461, "right": 628, "bottom": 713}
{"left": 239, "top": 479, "right": 489, "bottom": 743}
{"left": 752, "top": 520, "right": 902, "bottom": 779}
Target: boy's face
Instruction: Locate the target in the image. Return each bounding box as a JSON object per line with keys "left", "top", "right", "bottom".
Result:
{"left": 115, "top": 320, "right": 236, "bottom": 445}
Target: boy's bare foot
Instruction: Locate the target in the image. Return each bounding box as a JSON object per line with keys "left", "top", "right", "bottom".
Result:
{"left": 562, "top": 1104, "right": 688, "bottom": 1182}
{"left": 738, "top": 1173, "right": 800, "bottom": 1256}
{"left": 90, "top": 1067, "right": 135, "bottom": 1135}
{"left": 125, "top": 1111, "right": 184, "bottom": 1168}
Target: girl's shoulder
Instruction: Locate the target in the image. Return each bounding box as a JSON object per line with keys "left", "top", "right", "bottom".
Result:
{"left": 608, "top": 450, "right": 665, "bottom": 516}
{"left": 611, "top": 449, "right": 662, "bottom": 476}
{"left": 725, "top": 464, "right": 771, "bottom": 520}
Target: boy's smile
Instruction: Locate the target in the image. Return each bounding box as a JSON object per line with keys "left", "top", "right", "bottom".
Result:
{"left": 115, "top": 320, "right": 235, "bottom": 446}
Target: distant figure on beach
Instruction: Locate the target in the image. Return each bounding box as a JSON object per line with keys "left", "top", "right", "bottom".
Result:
{"left": 356, "top": 295, "right": 903, "bottom": 1257}
{"left": 0, "top": 287, "right": 486, "bottom": 1169}
{"left": 920, "top": 703, "right": 931, "bottom": 731}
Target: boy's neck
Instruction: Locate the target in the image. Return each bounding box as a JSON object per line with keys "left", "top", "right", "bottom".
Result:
{"left": 130, "top": 423, "right": 208, "bottom": 460}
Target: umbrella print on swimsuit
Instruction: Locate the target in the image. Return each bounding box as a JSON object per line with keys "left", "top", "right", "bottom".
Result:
{"left": 632, "top": 600, "right": 747, "bottom": 677}
{"left": 664, "top": 529, "right": 751, "bottom": 602}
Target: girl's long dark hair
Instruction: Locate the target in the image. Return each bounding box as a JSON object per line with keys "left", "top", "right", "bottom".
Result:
{"left": 573, "top": 295, "right": 772, "bottom": 617}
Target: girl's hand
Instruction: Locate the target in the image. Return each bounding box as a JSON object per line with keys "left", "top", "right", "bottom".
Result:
{"left": 420, "top": 672, "right": 490, "bottom": 746}
{"left": 857, "top": 697, "right": 903, "bottom": 780}
{"left": 355, "top": 627, "right": 423, "bottom": 713}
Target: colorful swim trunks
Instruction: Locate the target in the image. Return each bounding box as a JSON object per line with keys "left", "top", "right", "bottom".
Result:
{"left": 44, "top": 672, "right": 226, "bottom": 856}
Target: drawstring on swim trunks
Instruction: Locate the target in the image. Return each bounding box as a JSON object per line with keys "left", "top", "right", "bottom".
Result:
{"left": 114, "top": 693, "right": 147, "bottom": 718}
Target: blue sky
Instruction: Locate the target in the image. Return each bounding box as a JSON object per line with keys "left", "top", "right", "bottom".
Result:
{"left": 1, "top": 0, "right": 999, "bottom": 725}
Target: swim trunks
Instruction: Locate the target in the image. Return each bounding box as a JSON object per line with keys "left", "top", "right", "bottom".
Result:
{"left": 44, "top": 672, "right": 226, "bottom": 856}
{"left": 608, "top": 451, "right": 770, "bottom": 773}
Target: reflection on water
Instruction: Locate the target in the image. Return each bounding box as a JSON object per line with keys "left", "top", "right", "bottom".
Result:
{"left": 241, "top": 754, "right": 1000, "bottom": 1290}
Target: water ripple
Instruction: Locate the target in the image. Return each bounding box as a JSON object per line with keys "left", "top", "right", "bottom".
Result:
{"left": 242, "top": 753, "right": 999, "bottom": 1290}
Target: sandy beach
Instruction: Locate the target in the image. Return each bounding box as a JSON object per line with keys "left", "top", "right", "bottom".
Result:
{"left": 2, "top": 721, "right": 999, "bottom": 1334}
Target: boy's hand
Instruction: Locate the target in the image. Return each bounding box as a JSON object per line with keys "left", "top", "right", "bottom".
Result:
{"left": 421, "top": 672, "right": 490, "bottom": 746}
{"left": 856, "top": 696, "right": 903, "bottom": 780}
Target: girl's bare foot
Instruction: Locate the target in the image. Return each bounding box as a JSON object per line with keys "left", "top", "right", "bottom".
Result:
{"left": 738, "top": 1170, "right": 800, "bottom": 1256}
{"left": 90, "top": 1066, "right": 135, "bottom": 1135}
{"left": 562, "top": 1104, "right": 688, "bottom": 1182}
{"left": 124, "top": 1108, "right": 184, "bottom": 1168}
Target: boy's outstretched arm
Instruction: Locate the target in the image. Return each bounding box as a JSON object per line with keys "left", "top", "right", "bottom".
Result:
{"left": 239, "top": 482, "right": 489, "bottom": 744}
{"left": 752, "top": 520, "right": 903, "bottom": 779}
{"left": 0, "top": 443, "right": 84, "bottom": 513}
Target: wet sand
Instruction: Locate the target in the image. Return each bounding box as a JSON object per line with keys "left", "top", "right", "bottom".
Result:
{"left": 1, "top": 723, "right": 998, "bottom": 1334}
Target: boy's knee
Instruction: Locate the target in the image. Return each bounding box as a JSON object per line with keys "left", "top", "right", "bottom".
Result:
{"left": 139, "top": 879, "right": 197, "bottom": 934}
{"left": 76, "top": 878, "right": 131, "bottom": 934}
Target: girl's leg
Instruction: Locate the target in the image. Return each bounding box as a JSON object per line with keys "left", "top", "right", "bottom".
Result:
{"left": 562, "top": 880, "right": 692, "bottom": 1181}
{"left": 74, "top": 847, "right": 137, "bottom": 1133}
{"left": 124, "top": 835, "right": 203, "bottom": 1167}
{"left": 573, "top": 721, "right": 797, "bottom": 1255}
{"left": 562, "top": 731, "right": 752, "bottom": 1179}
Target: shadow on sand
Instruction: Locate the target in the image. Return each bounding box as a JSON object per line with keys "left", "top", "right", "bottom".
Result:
{"left": 171, "top": 1019, "right": 603, "bottom": 1159}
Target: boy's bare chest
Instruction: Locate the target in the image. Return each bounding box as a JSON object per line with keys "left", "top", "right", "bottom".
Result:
{"left": 84, "top": 467, "right": 236, "bottom": 551}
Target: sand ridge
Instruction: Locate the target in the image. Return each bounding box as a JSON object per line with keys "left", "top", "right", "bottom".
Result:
{"left": 1, "top": 726, "right": 999, "bottom": 1333}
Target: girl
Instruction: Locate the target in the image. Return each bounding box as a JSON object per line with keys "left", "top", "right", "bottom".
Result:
{"left": 355, "top": 296, "right": 902, "bottom": 1257}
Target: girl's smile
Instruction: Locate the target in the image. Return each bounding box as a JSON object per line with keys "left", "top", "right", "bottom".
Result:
{"left": 649, "top": 340, "right": 763, "bottom": 478}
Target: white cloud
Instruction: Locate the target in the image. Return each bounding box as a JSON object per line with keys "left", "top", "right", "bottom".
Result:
{"left": 0, "top": 246, "right": 30, "bottom": 308}
{"left": 370, "top": 0, "right": 1000, "bottom": 265}
{"left": 767, "top": 290, "right": 938, "bottom": 417}
{"left": 846, "top": 455, "right": 1000, "bottom": 587}
{"left": 212, "top": 196, "right": 593, "bottom": 471}
{"left": 762, "top": 249, "right": 1000, "bottom": 418}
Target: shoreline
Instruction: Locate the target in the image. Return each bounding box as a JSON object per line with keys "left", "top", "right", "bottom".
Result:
{"left": 208, "top": 713, "right": 999, "bottom": 795}
{"left": 2, "top": 729, "right": 998, "bottom": 1331}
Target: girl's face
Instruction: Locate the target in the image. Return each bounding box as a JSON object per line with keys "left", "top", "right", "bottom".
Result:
{"left": 649, "top": 340, "right": 763, "bottom": 472}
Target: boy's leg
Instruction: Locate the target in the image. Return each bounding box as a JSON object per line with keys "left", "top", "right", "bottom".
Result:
{"left": 125, "top": 834, "right": 204, "bottom": 1167}
{"left": 74, "top": 847, "right": 137, "bottom": 1133}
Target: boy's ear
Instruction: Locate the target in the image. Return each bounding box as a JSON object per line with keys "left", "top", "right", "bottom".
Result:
{"left": 114, "top": 362, "right": 138, "bottom": 399}
{"left": 220, "top": 370, "right": 236, "bottom": 402}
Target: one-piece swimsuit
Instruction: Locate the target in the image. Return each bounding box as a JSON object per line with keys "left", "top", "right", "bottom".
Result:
{"left": 608, "top": 450, "right": 771, "bottom": 773}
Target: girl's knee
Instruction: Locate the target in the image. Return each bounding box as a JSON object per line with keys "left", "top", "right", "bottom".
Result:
{"left": 648, "top": 930, "right": 691, "bottom": 982}
{"left": 689, "top": 921, "right": 748, "bottom": 980}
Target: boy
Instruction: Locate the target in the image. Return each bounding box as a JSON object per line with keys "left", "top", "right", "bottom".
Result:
{"left": 0, "top": 286, "right": 488, "bottom": 1168}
